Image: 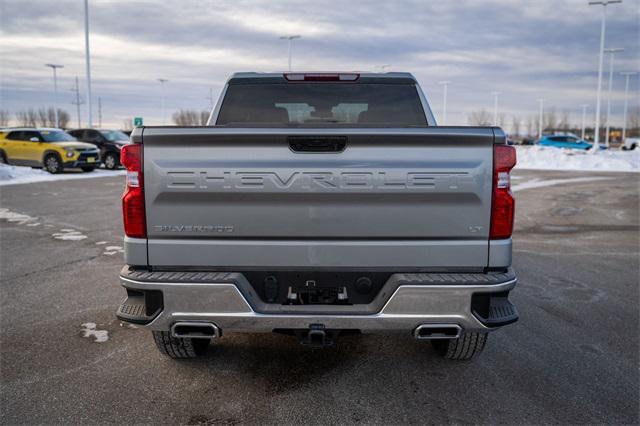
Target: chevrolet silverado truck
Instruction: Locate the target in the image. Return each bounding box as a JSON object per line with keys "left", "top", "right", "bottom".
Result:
{"left": 116, "top": 72, "right": 518, "bottom": 360}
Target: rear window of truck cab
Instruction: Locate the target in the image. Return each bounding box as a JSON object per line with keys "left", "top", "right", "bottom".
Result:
{"left": 216, "top": 83, "right": 428, "bottom": 127}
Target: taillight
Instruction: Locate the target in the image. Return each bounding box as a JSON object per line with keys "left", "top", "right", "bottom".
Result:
{"left": 490, "top": 144, "right": 516, "bottom": 240}
{"left": 121, "top": 144, "right": 146, "bottom": 238}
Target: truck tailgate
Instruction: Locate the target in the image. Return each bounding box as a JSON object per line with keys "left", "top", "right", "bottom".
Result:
{"left": 142, "top": 127, "right": 495, "bottom": 269}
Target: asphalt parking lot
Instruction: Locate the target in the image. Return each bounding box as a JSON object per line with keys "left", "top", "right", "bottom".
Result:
{"left": 0, "top": 169, "right": 638, "bottom": 425}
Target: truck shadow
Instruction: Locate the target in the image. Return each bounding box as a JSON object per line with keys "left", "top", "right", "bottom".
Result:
{"left": 172, "top": 332, "right": 453, "bottom": 395}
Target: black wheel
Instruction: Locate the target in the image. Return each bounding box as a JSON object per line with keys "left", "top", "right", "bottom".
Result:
{"left": 103, "top": 152, "right": 119, "bottom": 170}
{"left": 81, "top": 166, "right": 95, "bottom": 172}
{"left": 44, "top": 154, "right": 63, "bottom": 174}
{"left": 152, "top": 331, "right": 210, "bottom": 359}
{"left": 0, "top": 151, "right": 7, "bottom": 164}
{"left": 431, "top": 332, "right": 488, "bottom": 360}
{"left": 632, "top": 144, "right": 638, "bottom": 151}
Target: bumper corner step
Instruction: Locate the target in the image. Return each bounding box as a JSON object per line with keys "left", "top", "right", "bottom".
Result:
{"left": 473, "top": 296, "right": 518, "bottom": 327}
{"left": 116, "top": 289, "right": 163, "bottom": 325}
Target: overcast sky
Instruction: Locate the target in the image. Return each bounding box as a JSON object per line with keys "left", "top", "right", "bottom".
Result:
{"left": 1, "top": 0, "right": 638, "bottom": 130}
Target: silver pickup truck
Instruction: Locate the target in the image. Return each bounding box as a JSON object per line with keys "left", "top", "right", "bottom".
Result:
{"left": 116, "top": 72, "right": 518, "bottom": 360}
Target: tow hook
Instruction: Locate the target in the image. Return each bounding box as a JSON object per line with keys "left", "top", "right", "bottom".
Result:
{"left": 300, "top": 324, "right": 334, "bottom": 348}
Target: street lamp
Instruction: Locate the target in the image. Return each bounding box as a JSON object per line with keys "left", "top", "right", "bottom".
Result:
{"left": 491, "top": 91, "right": 501, "bottom": 126}
{"left": 620, "top": 71, "right": 638, "bottom": 142}
{"left": 84, "top": 0, "right": 93, "bottom": 128}
{"left": 45, "top": 64, "right": 64, "bottom": 128}
{"left": 538, "top": 99, "right": 545, "bottom": 139}
{"left": 579, "top": 104, "right": 589, "bottom": 140}
{"left": 604, "top": 47, "right": 624, "bottom": 147}
{"left": 158, "top": 78, "right": 168, "bottom": 125}
{"left": 279, "top": 35, "right": 301, "bottom": 71}
{"left": 588, "top": 0, "right": 622, "bottom": 153}
{"left": 438, "top": 81, "right": 450, "bottom": 125}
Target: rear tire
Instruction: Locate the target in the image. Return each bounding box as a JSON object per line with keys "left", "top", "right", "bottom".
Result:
{"left": 103, "top": 152, "right": 119, "bottom": 170}
{"left": 81, "top": 166, "right": 95, "bottom": 172}
{"left": 0, "top": 151, "right": 7, "bottom": 164}
{"left": 44, "top": 154, "right": 63, "bottom": 174}
{"left": 152, "top": 331, "right": 210, "bottom": 359}
{"left": 431, "top": 332, "right": 488, "bottom": 360}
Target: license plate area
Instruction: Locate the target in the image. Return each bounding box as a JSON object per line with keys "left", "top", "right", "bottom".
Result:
{"left": 243, "top": 271, "right": 391, "bottom": 305}
{"left": 288, "top": 282, "right": 350, "bottom": 305}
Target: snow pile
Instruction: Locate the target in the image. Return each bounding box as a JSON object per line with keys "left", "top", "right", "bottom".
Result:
{"left": 515, "top": 146, "right": 639, "bottom": 173}
{"left": 0, "top": 163, "right": 125, "bottom": 186}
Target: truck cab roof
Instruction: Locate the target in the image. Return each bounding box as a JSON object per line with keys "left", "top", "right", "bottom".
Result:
{"left": 227, "top": 72, "right": 418, "bottom": 85}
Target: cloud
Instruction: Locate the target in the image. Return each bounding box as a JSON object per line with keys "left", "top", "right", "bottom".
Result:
{"left": 1, "top": 0, "right": 638, "bottom": 130}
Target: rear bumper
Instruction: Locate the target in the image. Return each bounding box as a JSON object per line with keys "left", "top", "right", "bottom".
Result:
{"left": 117, "top": 268, "right": 518, "bottom": 334}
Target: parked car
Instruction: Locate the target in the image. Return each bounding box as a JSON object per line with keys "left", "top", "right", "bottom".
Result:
{"left": 537, "top": 135, "right": 606, "bottom": 150}
{"left": 0, "top": 128, "right": 100, "bottom": 173}
{"left": 116, "top": 72, "right": 519, "bottom": 361}
{"left": 67, "top": 128, "right": 130, "bottom": 169}
{"left": 622, "top": 137, "right": 639, "bottom": 150}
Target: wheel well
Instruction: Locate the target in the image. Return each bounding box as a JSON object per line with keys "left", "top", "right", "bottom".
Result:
{"left": 42, "top": 150, "right": 62, "bottom": 163}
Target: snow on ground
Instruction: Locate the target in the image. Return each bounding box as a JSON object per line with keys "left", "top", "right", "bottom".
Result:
{"left": 515, "top": 146, "right": 639, "bottom": 173}
{"left": 512, "top": 176, "right": 614, "bottom": 193}
{"left": 80, "top": 323, "right": 109, "bottom": 343}
{"left": 52, "top": 229, "right": 88, "bottom": 241}
{"left": 0, "top": 163, "right": 125, "bottom": 186}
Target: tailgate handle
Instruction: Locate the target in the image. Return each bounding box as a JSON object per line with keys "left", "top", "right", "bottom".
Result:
{"left": 288, "top": 136, "right": 347, "bottom": 153}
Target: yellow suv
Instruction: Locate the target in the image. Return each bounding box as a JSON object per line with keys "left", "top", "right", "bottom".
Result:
{"left": 0, "top": 128, "right": 101, "bottom": 173}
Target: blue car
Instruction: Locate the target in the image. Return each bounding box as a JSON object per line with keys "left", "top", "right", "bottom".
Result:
{"left": 537, "top": 135, "right": 606, "bottom": 150}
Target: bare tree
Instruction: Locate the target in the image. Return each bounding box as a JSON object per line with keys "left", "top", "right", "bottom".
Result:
{"left": 468, "top": 109, "right": 492, "bottom": 126}
{"left": 0, "top": 110, "right": 9, "bottom": 126}
{"left": 544, "top": 107, "right": 557, "bottom": 131}
{"left": 627, "top": 106, "right": 640, "bottom": 137}
{"left": 58, "top": 110, "right": 70, "bottom": 128}
{"left": 497, "top": 113, "right": 506, "bottom": 127}
{"left": 16, "top": 109, "right": 38, "bottom": 127}
{"left": 37, "top": 108, "right": 50, "bottom": 127}
{"left": 525, "top": 115, "right": 535, "bottom": 137}
{"left": 511, "top": 115, "right": 522, "bottom": 136}
{"left": 172, "top": 109, "right": 208, "bottom": 126}
{"left": 559, "top": 110, "right": 570, "bottom": 131}
{"left": 200, "top": 110, "right": 209, "bottom": 125}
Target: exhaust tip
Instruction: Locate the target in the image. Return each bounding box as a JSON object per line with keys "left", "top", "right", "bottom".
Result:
{"left": 171, "top": 322, "right": 220, "bottom": 340}
{"left": 414, "top": 324, "right": 461, "bottom": 340}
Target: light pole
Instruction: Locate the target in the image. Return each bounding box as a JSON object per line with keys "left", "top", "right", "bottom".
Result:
{"left": 620, "top": 71, "right": 638, "bottom": 143}
{"left": 438, "top": 81, "right": 450, "bottom": 125}
{"left": 45, "top": 64, "right": 63, "bottom": 128}
{"left": 579, "top": 104, "right": 589, "bottom": 140}
{"left": 604, "top": 47, "right": 624, "bottom": 147}
{"left": 279, "top": 35, "right": 301, "bottom": 71}
{"left": 588, "top": 0, "right": 622, "bottom": 153}
{"left": 158, "top": 78, "right": 168, "bottom": 125}
{"left": 70, "top": 76, "right": 84, "bottom": 128}
{"left": 84, "top": 0, "right": 93, "bottom": 128}
{"left": 538, "top": 99, "right": 545, "bottom": 139}
{"left": 491, "top": 91, "right": 501, "bottom": 126}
